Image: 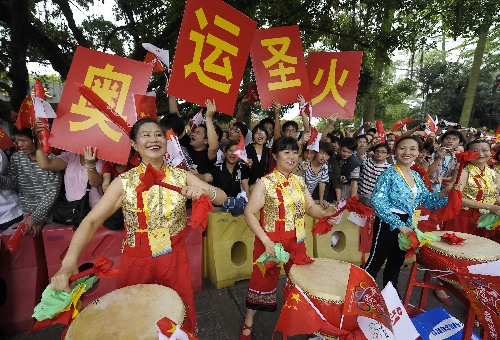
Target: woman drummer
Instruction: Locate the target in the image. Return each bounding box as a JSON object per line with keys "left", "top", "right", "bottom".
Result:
{"left": 240, "top": 136, "right": 338, "bottom": 339}
{"left": 50, "top": 113, "right": 227, "bottom": 333}
{"left": 443, "top": 139, "right": 500, "bottom": 241}
{"left": 364, "top": 136, "right": 456, "bottom": 289}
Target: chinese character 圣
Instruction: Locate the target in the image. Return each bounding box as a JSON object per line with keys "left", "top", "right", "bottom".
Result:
{"left": 311, "top": 59, "right": 349, "bottom": 107}
{"left": 184, "top": 8, "right": 240, "bottom": 94}
{"left": 70, "top": 64, "right": 132, "bottom": 142}
{"left": 261, "top": 37, "right": 301, "bottom": 91}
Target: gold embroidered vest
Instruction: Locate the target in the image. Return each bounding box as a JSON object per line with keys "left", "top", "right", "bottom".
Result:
{"left": 261, "top": 171, "right": 307, "bottom": 239}
{"left": 120, "top": 164, "right": 187, "bottom": 249}
{"left": 462, "top": 163, "right": 497, "bottom": 209}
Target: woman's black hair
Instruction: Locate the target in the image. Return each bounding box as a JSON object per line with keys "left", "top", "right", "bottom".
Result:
{"left": 272, "top": 136, "right": 299, "bottom": 155}
{"left": 252, "top": 123, "right": 269, "bottom": 139}
{"left": 129, "top": 117, "right": 164, "bottom": 141}
{"left": 12, "top": 127, "right": 34, "bottom": 140}
{"left": 394, "top": 135, "right": 423, "bottom": 151}
{"left": 465, "top": 138, "right": 491, "bottom": 151}
{"left": 439, "top": 130, "right": 466, "bottom": 145}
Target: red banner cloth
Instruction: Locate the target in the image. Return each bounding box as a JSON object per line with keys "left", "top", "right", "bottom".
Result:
{"left": 250, "top": 25, "right": 310, "bottom": 108}
{"left": 168, "top": 0, "right": 257, "bottom": 116}
{"left": 50, "top": 46, "right": 152, "bottom": 165}
{"left": 307, "top": 51, "right": 363, "bottom": 119}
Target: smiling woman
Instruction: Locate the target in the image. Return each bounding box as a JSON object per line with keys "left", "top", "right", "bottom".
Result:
{"left": 49, "top": 117, "right": 227, "bottom": 334}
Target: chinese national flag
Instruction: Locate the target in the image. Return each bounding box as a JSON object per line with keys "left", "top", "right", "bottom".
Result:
{"left": 143, "top": 52, "right": 165, "bottom": 73}
{"left": 168, "top": 0, "right": 257, "bottom": 116}
{"left": 391, "top": 117, "right": 412, "bottom": 132}
{"left": 233, "top": 130, "right": 248, "bottom": 163}
{"left": 133, "top": 92, "right": 157, "bottom": 120}
{"left": 306, "top": 51, "right": 363, "bottom": 119}
{"left": 426, "top": 114, "right": 437, "bottom": 133}
{"left": 342, "top": 265, "right": 393, "bottom": 334}
{"left": 50, "top": 46, "right": 152, "bottom": 165}
{"left": 274, "top": 284, "right": 324, "bottom": 338}
{"left": 156, "top": 316, "right": 197, "bottom": 340}
{"left": 375, "top": 120, "right": 386, "bottom": 143}
{"left": 456, "top": 272, "right": 500, "bottom": 339}
{"left": 250, "top": 25, "right": 310, "bottom": 108}
{"left": 0, "top": 127, "right": 15, "bottom": 151}
{"left": 15, "top": 96, "right": 36, "bottom": 130}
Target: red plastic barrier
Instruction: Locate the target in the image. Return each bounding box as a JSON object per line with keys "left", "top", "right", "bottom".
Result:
{"left": 42, "top": 223, "right": 123, "bottom": 308}
{"left": 0, "top": 224, "right": 48, "bottom": 334}
{"left": 186, "top": 217, "right": 203, "bottom": 295}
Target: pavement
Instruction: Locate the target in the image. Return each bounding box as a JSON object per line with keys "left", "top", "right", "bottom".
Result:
{"left": 2, "top": 261, "right": 477, "bottom": 340}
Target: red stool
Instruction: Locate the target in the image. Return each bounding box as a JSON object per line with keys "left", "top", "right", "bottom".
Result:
{"left": 42, "top": 223, "right": 123, "bottom": 308}
{"left": 185, "top": 217, "right": 203, "bottom": 295}
{"left": 0, "top": 224, "right": 48, "bottom": 334}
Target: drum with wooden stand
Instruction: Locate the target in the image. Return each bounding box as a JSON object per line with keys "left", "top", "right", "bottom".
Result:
{"left": 287, "top": 258, "right": 360, "bottom": 339}
{"left": 65, "top": 284, "right": 185, "bottom": 340}
{"left": 418, "top": 231, "right": 500, "bottom": 283}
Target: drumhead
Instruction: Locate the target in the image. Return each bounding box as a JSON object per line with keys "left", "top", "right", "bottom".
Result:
{"left": 425, "top": 231, "right": 500, "bottom": 262}
{"left": 288, "top": 258, "right": 352, "bottom": 303}
{"left": 65, "top": 284, "right": 185, "bottom": 340}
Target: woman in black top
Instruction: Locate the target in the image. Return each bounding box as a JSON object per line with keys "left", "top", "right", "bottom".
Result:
{"left": 245, "top": 124, "right": 270, "bottom": 185}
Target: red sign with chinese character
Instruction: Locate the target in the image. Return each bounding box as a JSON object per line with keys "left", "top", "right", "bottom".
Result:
{"left": 250, "top": 25, "right": 310, "bottom": 108}
{"left": 307, "top": 51, "right": 363, "bottom": 119}
{"left": 168, "top": 0, "right": 257, "bottom": 116}
{"left": 50, "top": 46, "right": 152, "bottom": 164}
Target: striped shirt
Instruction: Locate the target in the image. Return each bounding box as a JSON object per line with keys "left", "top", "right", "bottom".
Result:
{"left": 0, "top": 152, "right": 62, "bottom": 225}
{"left": 357, "top": 157, "right": 391, "bottom": 195}
{"left": 297, "top": 161, "right": 330, "bottom": 195}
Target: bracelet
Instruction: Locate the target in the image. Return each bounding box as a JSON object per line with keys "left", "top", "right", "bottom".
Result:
{"left": 208, "top": 188, "right": 217, "bottom": 202}
{"left": 85, "top": 164, "right": 96, "bottom": 169}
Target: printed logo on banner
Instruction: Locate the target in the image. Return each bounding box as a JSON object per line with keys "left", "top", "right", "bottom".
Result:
{"left": 250, "top": 25, "right": 310, "bottom": 108}
{"left": 306, "top": 51, "right": 363, "bottom": 119}
{"left": 169, "top": 0, "right": 257, "bottom": 115}
{"left": 429, "top": 317, "right": 463, "bottom": 340}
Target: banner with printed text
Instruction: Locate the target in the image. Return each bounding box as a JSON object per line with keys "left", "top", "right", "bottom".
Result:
{"left": 250, "top": 25, "right": 310, "bottom": 108}
{"left": 307, "top": 51, "right": 363, "bottom": 119}
{"left": 50, "top": 46, "right": 152, "bottom": 164}
{"left": 168, "top": 0, "right": 257, "bottom": 116}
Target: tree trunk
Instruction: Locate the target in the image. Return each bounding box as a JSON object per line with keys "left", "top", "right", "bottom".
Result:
{"left": 459, "top": 28, "right": 489, "bottom": 127}
{"left": 9, "top": 0, "right": 29, "bottom": 111}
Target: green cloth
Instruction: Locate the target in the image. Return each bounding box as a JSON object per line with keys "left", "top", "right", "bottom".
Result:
{"left": 33, "top": 276, "right": 98, "bottom": 321}
{"left": 478, "top": 213, "right": 500, "bottom": 230}
{"left": 254, "top": 243, "right": 290, "bottom": 265}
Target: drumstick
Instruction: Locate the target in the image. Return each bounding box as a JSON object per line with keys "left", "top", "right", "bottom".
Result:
{"left": 7, "top": 212, "right": 32, "bottom": 252}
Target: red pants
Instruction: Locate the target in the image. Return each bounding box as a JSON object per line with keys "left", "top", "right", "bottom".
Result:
{"left": 117, "top": 230, "right": 197, "bottom": 333}
{"left": 246, "top": 237, "right": 306, "bottom": 312}
{"left": 443, "top": 208, "right": 499, "bottom": 242}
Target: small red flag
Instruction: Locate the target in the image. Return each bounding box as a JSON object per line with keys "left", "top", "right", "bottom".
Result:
{"left": 133, "top": 93, "right": 157, "bottom": 120}
{"left": 0, "top": 127, "right": 15, "bottom": 151}
{"left": 390, "top": 117, "right": 412, "bottom": 132}
{"left": 244, "top": 83, "right": 260, "bottom": 103}
{"left": 375, "top": 120, "right": 386, "bottom": 143}
{"left": 274, "top": 284, "right": 325, "bottom": 338}
{"left": 143, "top": 51, "right": 165, "bottom": 73}
{"left": 233, "top": 130, "right": 248, "bottom": 163}
{"left": 15, "top": 96, "right": 36, "bottom": 130}
{"left": 156, "top": 316, "right": 198, "bottom": 339}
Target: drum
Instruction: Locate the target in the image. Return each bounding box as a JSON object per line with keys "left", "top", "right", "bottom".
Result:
{"left": 65, "top": 284, "right": 185, "bottom": 340}
{"left": 287, "top": 258, "right": 359, "bottom": 339}
{"left": 418, "top": 231, "right": 500, "bottom": 282}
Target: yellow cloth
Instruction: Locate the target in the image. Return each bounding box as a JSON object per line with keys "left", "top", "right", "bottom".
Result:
{"left": 120, "top": 164, "right": 187, "bottom": 250}
{"left": 261, "top": 171, "right": 307, "bottom": 234}
{"left": 462, "top": 163, "right": 497, "bottom": 209}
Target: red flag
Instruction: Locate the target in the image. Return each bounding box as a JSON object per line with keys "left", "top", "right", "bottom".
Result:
{"left": 299, "top": 101, "right": 313, "bottom": 121}
{"left": 143, "top": 51, "right": 165, "bottom": 73}
{"left": 426, "top": 114, "right": 436, "bottom": 133}
{"left": 156, "top": 316, "right": 197, "bottom": 339}
{"left": 0, "top": 127, "right": 15, "bottom": 151}
{"left": 456, "top": 272, "right": 500, "bottom": 339}
{"left": 375, "top": 120, "right": 385, "bottom": 143}
{"left": 306, "top": 126, "right": 320, "bottom": 152}
{"left": 390, "top": 117, "right": 412, "bottom": 132}
{"left": 133, "top": 92, "right": 157, "bottom": 120}
{"left": 274, "top": 284, "right": 325, "bottom": 338}
{"left": 233, "top": 130, "right": 248, "bottom": 163}
{"left": 343, "top": 265, "right": 393, "bottom": 333}
{"left": 244, "top": 83, "right": 259, "bottom": 103}
{"left": 15, "top": 96, "right": 36, "bottom": 130}
{"left": 189, "top": 110, "right": 204, "bottom": 132}
{"left": 33, "top": 79, "right": 53, "bottom": 155}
